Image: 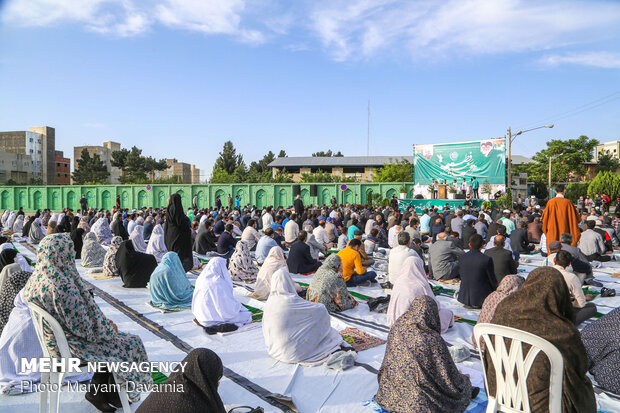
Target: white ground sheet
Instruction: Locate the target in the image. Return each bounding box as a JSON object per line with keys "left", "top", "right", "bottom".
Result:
{"left": 2, "top": 239, "right": 620, "bottom": 412}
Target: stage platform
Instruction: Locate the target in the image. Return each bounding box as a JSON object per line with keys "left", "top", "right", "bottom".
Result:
{"left": 397, "top": 198, "right": 487, "bottom": 213}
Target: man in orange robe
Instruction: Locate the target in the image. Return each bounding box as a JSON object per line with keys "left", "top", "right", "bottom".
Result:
{"left": 542, "top": 184, "right": 581, "bottom": 251}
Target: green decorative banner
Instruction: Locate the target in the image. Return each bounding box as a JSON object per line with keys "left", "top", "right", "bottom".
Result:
{"left": 414, "top": 139, "right": 506, "bottom": 185}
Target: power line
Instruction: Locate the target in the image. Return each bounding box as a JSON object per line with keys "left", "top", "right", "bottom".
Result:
{"left": 516, "top": 90, "right": 620, "bottom": 131}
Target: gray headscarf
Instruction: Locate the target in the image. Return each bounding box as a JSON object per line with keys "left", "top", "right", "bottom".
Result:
{"left": 29, "top": 219, "right": 45, "bottom": 245}
{"left": 81, "top": 232, "right": 107, "bottom": 267}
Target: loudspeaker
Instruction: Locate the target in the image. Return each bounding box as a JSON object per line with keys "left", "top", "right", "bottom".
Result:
{"left": 454, "top": 193, "right": 466, "bottom": 199}
{"left": 293, "top": 185, "right": 301, "bottom": 196}
{"left": 310, "top": 185, "right": 318, "bottom": 197}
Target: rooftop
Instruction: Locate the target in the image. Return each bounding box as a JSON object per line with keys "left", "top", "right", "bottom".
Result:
{"left": 268, "top": 156, "right": 413, "bottom": 168}
{"left": 511, "top": 155, "right": 533, "bottom": 165}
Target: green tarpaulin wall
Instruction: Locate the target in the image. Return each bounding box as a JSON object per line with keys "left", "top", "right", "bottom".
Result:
{"left": 0, "top": 182, "right": 415, "bottom": 212}
{"left": 414, "top": 139, "right": 506, "bottom": 185}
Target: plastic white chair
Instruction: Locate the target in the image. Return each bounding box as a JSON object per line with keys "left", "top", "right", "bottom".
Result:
{"left": 473, "top": 323, "right": 564, "bottom": 413}
{"left": 28, "top": 303, "right": 131, "bottom": 413}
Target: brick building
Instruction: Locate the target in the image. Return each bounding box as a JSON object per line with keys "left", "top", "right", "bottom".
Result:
{"left": 55, "top": 150, "right": 71, "bottom": 185}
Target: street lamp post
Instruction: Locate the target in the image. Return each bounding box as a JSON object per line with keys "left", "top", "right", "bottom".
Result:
{"left": 507, "top": 124, "right": 554, "bottom": 202}
{"left": 548, "top": 153, "right": 564, "bottom": 200}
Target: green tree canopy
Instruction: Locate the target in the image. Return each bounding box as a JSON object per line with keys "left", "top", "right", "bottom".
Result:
{"left": 312, "top": 150, "right": 343, "bottom": 157}
{"left": 72, "top": 148, "right": 110, "bottom": 184}
{"left": 524, "top": 135, "right": 599, "bottom": 184}
{"left": 596, "top": 151, "right": 620, "bottom": 173}
{"left": 111, "top": 146, "right": 169, "bottom": 184}
{"left": 373, "top": 158, "right": 414, "bottom": 182}
{"left": 144, "top": 157, "right": 170, "bottom": 181}
{"left": 211, "top": 148, "right": 293, "bottom": 183}
{"left": 298, "top": 170, "right": 354, "bottom": 183}
{"left": 565, "top": 182, "right": 589, "bottom": 203}
{"left": 588, "top": 171, "right": 620, "bottom": 199}
{"left": 213, "top": 141, "right": 244, "bottom": 175}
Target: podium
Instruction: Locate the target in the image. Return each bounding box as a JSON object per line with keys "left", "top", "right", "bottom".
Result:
{"left": 438, "top": 184, "right": 447, "bottom": 199}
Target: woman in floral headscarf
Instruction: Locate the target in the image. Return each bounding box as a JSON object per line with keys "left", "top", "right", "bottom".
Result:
{"left": 473, "top": 274, "right": 525, "bottom": 348}
{"left": 90, "top": 216, "right": 113, "bottom": 246}
{"left": 77, "top": 215, "right": 91, "bottom": 233}
{"left": 306, "top": 254, "right": 357, "bottom": 312}
{"left": 228, "top": 240, "right": 258, "bottom": 282}
{"left": 24, "top": 234, "right": 152, "bottom": 408}
{"left": 103, "top": 236, "right": 123, "bottom": 277}
{"left": 375, "top": 296, "right": 473, "bottom": 413}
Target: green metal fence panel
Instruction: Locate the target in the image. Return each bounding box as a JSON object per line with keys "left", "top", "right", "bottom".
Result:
{"left": 0, "top": 183, "right": 413, "bottom": 212}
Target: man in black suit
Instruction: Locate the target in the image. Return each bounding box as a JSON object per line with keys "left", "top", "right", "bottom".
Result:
{"left": 485, "top": 235, "right": 518, "bottom": 283}
{"left": 287, "top": 231, "right": 321, "bottom": 274}
{"left": 294, "top": 194, "right": 304, "bottom": 217}
{"left": 510, "top": 220, "right": 534, "bottom": 253}
{"left": 216, "top": 223, "right": 237, "bottom": 259}
{"left": 461, "top": 219, "right": 477, "bottom": 248}
{"left": 457, "top": 234, "right": 497, "bottom": 308}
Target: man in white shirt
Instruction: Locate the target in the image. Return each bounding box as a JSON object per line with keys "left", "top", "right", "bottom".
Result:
{"left": 553, "top": 250, "right": 597, "bottom": 325}
{"left": 313, "top": 220, "right": 330, "bottom": 248}
{"left": 388, "top": 232, "right": 419, "bottom": 284}
{"left": 284, "top": 213, "right": 300, "bottom": 244}
{"left": 241, "top": 219, "right": 261, "bottom": 250}
{"left": 261, "top": 207, "right": 274, "bottom": 230}
{"left": 387, "top": 225, "right": 402, "bottom": 248}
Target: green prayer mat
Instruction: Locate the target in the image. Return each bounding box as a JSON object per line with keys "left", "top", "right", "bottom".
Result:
{"left": 295, "top": 281, "right": 373, "bottom": 301}
{"left": 432, "top": 285, "right": 456, "bottom": 296}
{"left": 454, "top": 317, "right": 478, "bottom": 326}
{"left": 242, "top": 304, "right": 264, "bottom": 322}
{"left": 11, "top": 242, "right": 34, "bottom": 266}
{"left": 151, "top": 368, "right": 169, "bottom": 384}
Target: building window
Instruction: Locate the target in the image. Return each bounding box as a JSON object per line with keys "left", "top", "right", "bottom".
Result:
{"left": 310, "top": 167, "right": 332, "bottom": 173}
{"left": 342, "top": 166, "right": 366, "bottom": 174}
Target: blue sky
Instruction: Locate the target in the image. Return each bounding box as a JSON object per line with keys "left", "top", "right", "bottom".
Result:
{"left": 1, "top": 0, "right": 619, "bottom": 181}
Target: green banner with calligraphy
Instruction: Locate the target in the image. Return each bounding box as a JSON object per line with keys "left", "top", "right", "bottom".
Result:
{"left": 414, "top": 139, "right": 506, "bottom": 185}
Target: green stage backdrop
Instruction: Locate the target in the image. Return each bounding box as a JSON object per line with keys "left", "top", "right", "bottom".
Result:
{"left": 414, "top": 139, "right": 506, "bottom": 185}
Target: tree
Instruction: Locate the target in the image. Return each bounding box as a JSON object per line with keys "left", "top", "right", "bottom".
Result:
{"left": 596, "top": 151, "right": 620, "bottom": 173}
{"left": 530, "top": 182, "right": 548, "bottom": 201}
{"left": 111, "top": 147, "right": 169, "bottom": 183}
{"left": 277, "top": 150, "right": 287, "bottom": 158}
{"left": 373, "top": 158, "right": 414, "bottom": 182}
{"left": 565, "top": 182, "right": 589, "bottom": 203}
{"left": 588, "top": 171, "right": 620, "bottom": 199}
{"left": 144, "top": 157, "right": 170, "bottom": 182}
{"left": 213, "top": 141, "right": 243, "bottom": 175}
{"left": 300, "top": 170, "right": 335, "bottom": 183}
{"left": 524, "top": 136, "right": 599, "bottom": 184}
{"left": 312, "top": 150, "right": 344, "bottom": 157}
{"left": 72, "top": 148, "right": 110, "bottom": 184}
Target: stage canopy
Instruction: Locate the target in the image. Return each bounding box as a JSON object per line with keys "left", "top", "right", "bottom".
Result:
{"left": 414, "top": 139, "right": 506, "bottom": 185}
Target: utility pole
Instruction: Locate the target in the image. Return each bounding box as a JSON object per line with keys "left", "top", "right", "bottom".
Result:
{"left": 548, "top": 156, "right": 553, "bottom": 200}
{"left": 548, "top": 153, "right": 563, "bottom": 200}
{"left": 367, "top": 100, "right": 370, "bottom": 156}
{"left": 507, "top": 126, "right": 512, "bottom": 202}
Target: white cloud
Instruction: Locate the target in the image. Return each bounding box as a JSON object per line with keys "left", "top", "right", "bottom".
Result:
{"left": 3, "top": 0, "right": 620, "bottom": 62}
{"left": 2, "top": 0, "right": 266, "bottom": 41}
{"left": 539, "top": 52, "right": 620, "bottom": 69}
{"left": 309, "top": 0, "right": 620, "bottom": 61}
